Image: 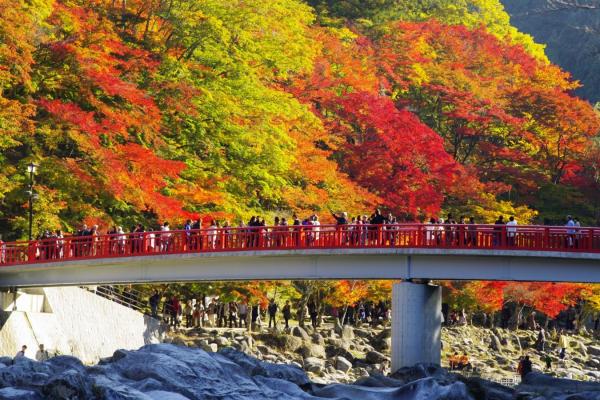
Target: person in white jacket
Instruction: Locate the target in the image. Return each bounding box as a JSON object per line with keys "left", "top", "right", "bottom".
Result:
{"left": 36, "top": 344, "right": 50, "bottom": 362}
{"left": 506, "top": 216, "right": 518, "bottom": 246}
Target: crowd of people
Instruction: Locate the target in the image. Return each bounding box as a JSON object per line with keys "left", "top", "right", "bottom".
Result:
{"left": 0, "top": 208, "right": 589, "bottom": 264}
{"left": 147, "top": 290, "right": 391, "bottom": 331}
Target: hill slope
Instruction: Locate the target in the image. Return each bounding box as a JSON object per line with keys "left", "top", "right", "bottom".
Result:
{"left": 502, "top": 0, "right": 600, "bottom": 103}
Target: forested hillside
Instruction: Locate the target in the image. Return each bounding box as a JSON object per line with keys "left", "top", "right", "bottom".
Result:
{"left": 0, "top": 0, "right": 599, "bottom": 240}
{"left": 501, "top": 0, "right": 600, "bottom": 103}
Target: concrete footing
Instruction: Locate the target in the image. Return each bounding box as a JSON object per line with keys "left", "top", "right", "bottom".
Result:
{"left": 0, "top": 287, "right": 165, "bottom": 363}
{"left": 391, "top": 281, "right": 442, "bottom": 372}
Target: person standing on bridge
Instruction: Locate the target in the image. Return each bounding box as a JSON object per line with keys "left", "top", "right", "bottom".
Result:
{"left": 506, "top": 216, "right": 518, "bottom": 247}
{"left": 565, "top": 215, "right": 576, "bottom": 247}
{"left": 184, "top": 219, "right": 193, "bottom": 250}
{"left": 494, "top": 216, "right": 505, "bottom": 246}
{"left": 369, "top": 209, "right": 386, "bottom": 245}
{"left": 331, "top": 210, "right": 348, "bottom": 225}
{"left": 161, "top": 222, "right": 172, "bottom": 252}
{"left": 0, "top": 234, "right": 5, "bottom": 264}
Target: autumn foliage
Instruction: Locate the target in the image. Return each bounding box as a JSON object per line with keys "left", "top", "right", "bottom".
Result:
{"left": 0, "top": 1, "right": 598, "bottom": 234}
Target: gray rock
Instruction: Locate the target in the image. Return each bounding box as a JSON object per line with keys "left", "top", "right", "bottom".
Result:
{"left": 304, "top": 357, "right": 325, "bottom": 373}
{"left": 213, "top": 337, "right": 230, "bottom": 346}
{"left": 0, "top": 388, "right": 43, "bottom": 400}
{"left": 171, "top": 337, "right": 187, "bottom": 346}
{"left": 587, "top": 345, "right": 600, "bottom": 357}
{"left": 335, "top": 356, "right": 353, "bottom": 373}
{"left": 311, "top": 332, "right": 325, "bottom": 346}
{"left": 298, "top": 343, "right": 326, "bottom": 359}
{"left": 490, "top": 334, "right": 503, "bottom": 353}
{"left": 341, "top": 326, "right": 355, "bottom": 340}
{"left": 42, "top": 369, "right": 94, "bottom": 399}
{"left": 365, "top": 351, "right": 389, "bottom": 365}
{"left": 511, "top": 334, "right": 522, "bottom": 352}
{"left": 256, "top": 333, "right": 303, "bottom": 352}
{"left": 586, "top": 358, "right": 600, "bottom": 368}
{"left": 325, "top": 345, "right": 355, "bottom": 362}
{"left": 256, "top": 345, "right": 271, "bottom": 355}
{"left": 291, "top": 326, "right": 310, "bottom": 341}
{"left": 522, "top": 372, "right": 600, "bottom": 394}
{"left": 201, "top": 343, "right": 218, "bottom": 352}
{"left": 354, "top": 329, "right": 370, "bottom": 338}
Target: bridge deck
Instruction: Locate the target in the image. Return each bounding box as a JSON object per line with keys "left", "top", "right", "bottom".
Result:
{"left": 1, "top": 224, "right": 599, "bottom": 286}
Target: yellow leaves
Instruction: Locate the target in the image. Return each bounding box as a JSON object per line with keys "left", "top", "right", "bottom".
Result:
{"left": 469, "top": 192, "right": 538, "bottom": 224}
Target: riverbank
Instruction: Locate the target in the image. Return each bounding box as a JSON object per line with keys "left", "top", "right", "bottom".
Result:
{"left": 167, "top": 322, "right": 600, "bottom": 384}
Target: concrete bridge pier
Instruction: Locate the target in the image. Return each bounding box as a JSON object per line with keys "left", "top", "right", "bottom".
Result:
{"left": 391, "top": 281, "right": 442, "bottom": 372}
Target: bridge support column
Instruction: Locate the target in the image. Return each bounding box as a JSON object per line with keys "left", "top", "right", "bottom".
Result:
{"left": 391, "top": 281, "right": 442, "bottom": 372}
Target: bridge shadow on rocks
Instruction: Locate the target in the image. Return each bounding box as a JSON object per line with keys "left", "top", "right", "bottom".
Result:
{"left": 0, "top": 344, "right": 599, "bottom": 399}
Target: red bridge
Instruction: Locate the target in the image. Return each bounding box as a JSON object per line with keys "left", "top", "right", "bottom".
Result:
{"left": 0, "top": 224, "right": 599, "bottom": 287}
{"left": 1, "top": 223, "right": 599, "bottom": 266}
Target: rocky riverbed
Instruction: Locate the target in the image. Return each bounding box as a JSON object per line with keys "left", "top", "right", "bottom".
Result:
{"left": 1, "top": 343, "right": 600, "bottom": 399}
{"left": 168, "top": 322, "right": 600, "bottom": 384}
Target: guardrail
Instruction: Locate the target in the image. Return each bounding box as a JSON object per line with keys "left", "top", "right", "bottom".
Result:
{"left": 1, "top": 224, "right": 599, "bottom": 266}
{"left": 82, "top": 285, "right": 148, "bottom": 313}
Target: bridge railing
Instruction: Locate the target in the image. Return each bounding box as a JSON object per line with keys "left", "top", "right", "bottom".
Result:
{"left": 0, "top": 224, "right": 599, "bottom": 266}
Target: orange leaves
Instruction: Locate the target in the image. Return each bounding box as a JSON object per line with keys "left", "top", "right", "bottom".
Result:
{"left": 503, "top": 282, "right": 588, "bottom": 319}
{"left": 325, "top": 280, "right": 369, "bottom": 308}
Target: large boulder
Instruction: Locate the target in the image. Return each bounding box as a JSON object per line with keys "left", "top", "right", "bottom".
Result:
{"left": 314, "top": 374, "right": 472, "bottom": 399}
{"left": 521, "top": 372, "right": 600, "bottom": 395}
{"left": 256, "top": 333, "right": 303, "bottom": 352}
{"left": 365, "top": 351, "right": 390, "bottom": 365}
{"left": 325, "top": 345, "right": 355, "bottom": 362}
{"left": 298, "top": 343, "right": 326, "bottom": 359}
{"left": 303, "top": 357, "right": 325, "bottom": 374}
{"left": 587, "top": 345, "right": 600, "bottom": 357}
{"left": 42, "top": 369, "right": 94, "bottom": 399}
{"left": 372, "top": 328, "right": 392, "bottom": 351}
{"left": 311, "top": 332, "right": 325, "bottom": 346}
{"left": 335, "top": 357, "right": 353, "bottom": 373}
{"left": 291, "top": 326, "right": 310, "bottom": 341}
